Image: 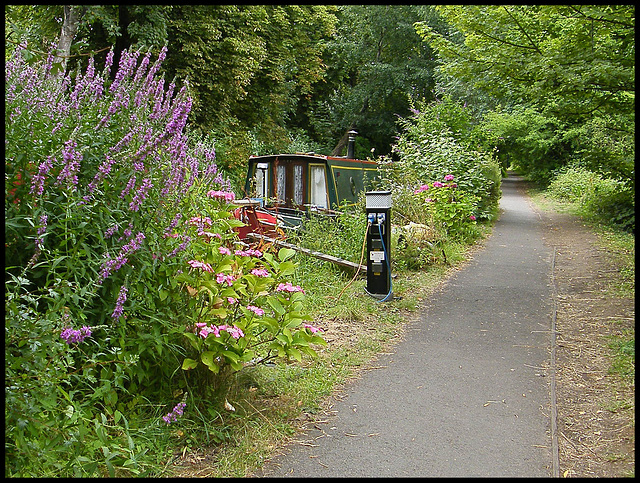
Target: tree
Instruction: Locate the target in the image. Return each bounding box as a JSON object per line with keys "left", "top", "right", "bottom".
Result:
{"left": 417, "top": 5, "right": 635, "bottom": 183}
{"left": 416, "top": 5, "right": 635, "bottom": 120}
{"left": 310, "top": 5, "right": 441, "bottom": 156}
{"left": 54, "top": 5, "right": 86, "bottom": 71}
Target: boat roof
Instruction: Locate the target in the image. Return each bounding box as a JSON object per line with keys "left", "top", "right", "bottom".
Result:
{"left": 248, "top": 153, "right": 378, "bottom": 165}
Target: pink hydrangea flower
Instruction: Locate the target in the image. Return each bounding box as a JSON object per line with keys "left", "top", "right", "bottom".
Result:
{"left": 250, "top": 268, "right": 269, "bottom": 277}
{"left": 444, "top": 174, "right": 455, "bottom": 181}
{"left": 303, "top": 323, "right": 324, "bottom": 334}
{"left": 247, "top": 305, "right": 265, "bottom": 316}
{"left": 276, "top": 282, "right": 305, "bottom": 294}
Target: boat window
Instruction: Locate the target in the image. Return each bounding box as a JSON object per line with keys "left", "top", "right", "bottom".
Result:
{"left": 254, "top": 164, "right": 268, "bottom": 199}
{"left": 293, "top": 165, "right": 304, "bottom": 205}
{"left": 276, "top": 164, "right": 286, "bottom": 202}
{"left": 310, "top": 164, "right": 328, "bottom": 208}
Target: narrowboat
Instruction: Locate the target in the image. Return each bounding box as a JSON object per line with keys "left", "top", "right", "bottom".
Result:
{"left": 234, "top": 134, "right": 379, "bottom": 240}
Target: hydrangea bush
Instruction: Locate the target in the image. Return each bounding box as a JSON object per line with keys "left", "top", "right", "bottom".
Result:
{"left": 5, "top": 44, "right": 323, "bottom": 477}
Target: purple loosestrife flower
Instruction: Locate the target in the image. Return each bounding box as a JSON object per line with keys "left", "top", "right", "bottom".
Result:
{"left": 60, "top": 326, "right": 92, "bottom": 345}
{"left": 87, "top": 154, "right": 117, "bottom": 194}
{"left": 35, "top": 215, "right": 47, "bottom": 250}
{"left": 110, "top": 50, "right": 139, "bottom": 94}
{"left": 104, "top": 224, "right": 119, "bottom": 239}
{"left": 162, "top": 401, "right": 187, "bottom": 425}
{"left": 133, "top": 52, "right": 151, "bottom": 89}
{"left": 29, "top": 156, "right": 55, "bottom": 196}
{"left": 168, "top": 236, "right": 191, "bottom": 258}
{"left": 129, "top": 177, "right": 153, "bottom": 212}
{"left": 120, "top": 175, "right": 136, "bottom": 199}
{"left": 111, "top": 285, "right": 128, "bottom": 320}
{"left": 99, "top": 232, "right": 145, "bottom": 282}
{"left": 146, "top": 46, "right": 167, "bottom": 84}
{"left": 164, "top": 213, "right": 183, "bottom": 235}
{"left": 55, "top": 139, "right": 83, "bottom": 190}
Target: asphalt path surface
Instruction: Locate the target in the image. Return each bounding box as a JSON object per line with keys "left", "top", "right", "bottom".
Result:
{"left": 261, "top": 175, "right": 553, "bottom": 477}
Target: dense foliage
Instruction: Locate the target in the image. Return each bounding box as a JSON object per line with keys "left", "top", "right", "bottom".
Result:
{"left": 417, "top": 5, "right": 634, "bottom": 231}
{"left": 5, "top": 44, "right": 323, "bottom": 477}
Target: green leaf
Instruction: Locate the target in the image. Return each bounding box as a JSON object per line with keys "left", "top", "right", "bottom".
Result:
{"left": 286, "top": 347, "right": 302, "bottom": 361}
{"left": 200, "top": 351, "right": 220, "bottom": 373}
{"left": 267, "top": 297, "right": 285, "bottom": 316}
{"left": 222, "top": 350, "right": 239, "bottom": 363}
{"left": 278, "top": 247, "right": 296, "bottom": 261}
{"left": 181, "top": 358, "right": 199, "bottom": 370}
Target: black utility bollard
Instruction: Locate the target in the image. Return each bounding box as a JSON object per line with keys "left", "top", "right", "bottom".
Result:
{"left": 365, "top": 191, "right": 392, "bottom": 301}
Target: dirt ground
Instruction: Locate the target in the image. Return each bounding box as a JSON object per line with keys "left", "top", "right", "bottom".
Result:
{"left": 536, "top": 205, "right": 635, "bottom": 477}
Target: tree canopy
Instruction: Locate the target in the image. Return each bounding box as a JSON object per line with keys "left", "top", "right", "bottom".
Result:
{"left": 416, "top": 5, "right": 634, "bottom": 184}
{"left": 4, "top": 4, "right": 635, "bottom": 186}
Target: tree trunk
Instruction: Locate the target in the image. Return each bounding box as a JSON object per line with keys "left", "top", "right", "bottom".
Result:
{"left": 55, "top": 5, "right": 86, "bottom": 72}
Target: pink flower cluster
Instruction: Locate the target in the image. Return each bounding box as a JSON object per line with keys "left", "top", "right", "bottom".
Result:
{"left": 207, "top": 190, "right": 236, "bottom": 202}
{"left": 216, "top": 273, "right": 235, "bottom": 286}
{"left": 414, "top": 175, "right": 456, "bottom": 194}
{"left": 195, "top": 322, "right": 244, "bottom": 340}
{"left": 247, "top": 305, "right": 265, "bottom": 316}
{"left": 187, "top": 259, "right": 213, "bottom": 272}
{"left": 162, "top": 401, "right": 186, "bottom": 424}
{"left": 276, "top": 282, "right": 305, "bottom": 294}
{"left": 188, "top": 216, "right": 213, "bottom": 227}
{"left": 235, "top": 248, "right": 262, "bottom": 258}
{"left": 250, "top": 268, "right": 269, "bottom": 277}
{"left": 303, "top": 323, "right": 323, "bottom": 334}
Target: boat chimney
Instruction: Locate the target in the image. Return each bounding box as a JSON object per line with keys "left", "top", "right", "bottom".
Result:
{"left": 347, "top": 130, "right": 358, "bottom": 159}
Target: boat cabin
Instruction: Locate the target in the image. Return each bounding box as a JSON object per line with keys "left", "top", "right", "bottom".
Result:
{"left": 244, "top": 153, "right": 379, "bottom": 211}
{"left": 242, "top": 153, "right": 379, "bottom": 222}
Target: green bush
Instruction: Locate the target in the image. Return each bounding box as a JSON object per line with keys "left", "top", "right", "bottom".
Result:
{"left": 548, "top": 166, "right": 635, "bottom": 232}
{"left": 5, "top": 43, "right": 324, "bottom": 477}
{"left": 379, "top": 130, "right": 501, "bottom": 222}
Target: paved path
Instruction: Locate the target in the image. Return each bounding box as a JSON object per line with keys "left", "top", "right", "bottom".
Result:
{"left": 261, "top": 175, "right": 553, "bottom": 477}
